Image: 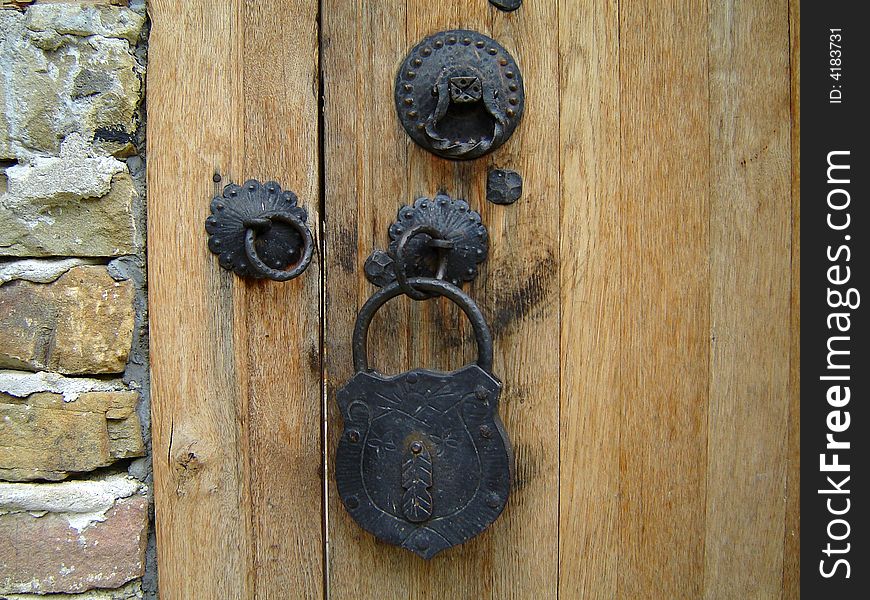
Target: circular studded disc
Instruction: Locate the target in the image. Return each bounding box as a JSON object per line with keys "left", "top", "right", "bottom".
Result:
{"left": 395, "top": 29, "right": 524, "bottom": 160}
{"left": 205, "top": 180, "right": 308, "bottom": 279}
{"left": 364, "top": 193, "right": 488, "bottom": 289}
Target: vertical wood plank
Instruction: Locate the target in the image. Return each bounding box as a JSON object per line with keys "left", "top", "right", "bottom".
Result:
{"left": 323, "top": 1, "right": 560, "bottom": 598}
{"left": 322, "top": 2, "right": 418, "bottom": 596}
{"left": 241, "top": 2, "right": 323, "bottom": 598}
{"left": 486, "top": 2, "right": 560, "bottom": 596}
{"left": 147, "top": 1, "right": 323, "bottom": 598}
{"left": 782, "top": 0, "right": 801, "bottom": 596}
{"left": 703, "top": 1, "right": 793, "bottom": 597}
{"left": 617, "top": 1, "right": 710, "bottom": 597}
{"left": 557, "top": 0, "right": 621, "bottom": 598}
{"left": 148, "top": 4, "right": 250, "bottom": 597}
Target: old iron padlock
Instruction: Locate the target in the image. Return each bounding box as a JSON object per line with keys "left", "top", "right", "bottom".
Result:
{"left": 335, "top": 277, "right": 512, "bottom": 559}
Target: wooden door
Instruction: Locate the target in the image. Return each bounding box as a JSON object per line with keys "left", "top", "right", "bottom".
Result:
{"left": 148, "top": 1, "right": 799, "bottom": 598}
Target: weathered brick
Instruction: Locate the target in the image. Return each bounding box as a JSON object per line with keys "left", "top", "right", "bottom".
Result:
{"left": 0, "top": 6, "right": 144, "bottom": 160}
{"left": 0, "top": 390, "right": 144, "bottom": 481}
{"left": 0, "top": 265, "right": 135, "bottom": 374}
{"left": 0, "top": 258, "right": 100, "bottom": 286}
{"left": 0, "top": 579, "right": 144, "bottom": 600}
{"left": 0, "top": 142, "right": 139, "bottom": 257}
{"left": 25, "top": 3, "right": 144, "bottom": 45}
{"left": 0, "top": 490, "right": 148, "bottom": 594}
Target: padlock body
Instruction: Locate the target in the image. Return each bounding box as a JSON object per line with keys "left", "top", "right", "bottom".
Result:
{"left": 335, "top": 364, "right": 511, "bottom": 559}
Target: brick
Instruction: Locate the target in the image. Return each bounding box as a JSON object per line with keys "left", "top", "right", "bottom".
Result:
{"left": 1, "top": 6, "right": 144, "bottom": 160}
{"left": 0, "top": 580, "right": 143, "bottom": 600}
{"left": 0, "top": 258, "right": 100, "bottom": 286}
{"left": 25, "top": 3, "right": 144, "bottom": 44}
{"left": 0, "top": 494, "right": 148, "bottom": 594}
{"left": 0, "top": 265, "right": 135, "bottom": 374}
{"left": 0, "top": 153, "right": 139, "bottom": 258}
{"left": 0, "top": 391, "right": 144, "bottom": 481}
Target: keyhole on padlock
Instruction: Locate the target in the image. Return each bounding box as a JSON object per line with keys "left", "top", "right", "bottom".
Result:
{"left": 402, "top": 439, "right": 434, "bottom": 522}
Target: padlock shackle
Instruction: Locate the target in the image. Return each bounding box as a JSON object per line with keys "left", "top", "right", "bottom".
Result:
{"left": 353, "top": 277, "right": 493, "bottom": 373}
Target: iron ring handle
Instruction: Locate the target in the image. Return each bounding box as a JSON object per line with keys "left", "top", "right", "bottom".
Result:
{"left": 393, "top": 224, "right": 451, "bottom": 300}
{"left": 352, "top": 277, "right": 493, "bottom": 374}
{"left": 243, "top": 210, "right": 314, "bottom": 282}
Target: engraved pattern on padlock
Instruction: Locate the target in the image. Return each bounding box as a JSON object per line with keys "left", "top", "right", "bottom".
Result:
{"left": 335, "top": 277, "right": 512, "bottom": 559}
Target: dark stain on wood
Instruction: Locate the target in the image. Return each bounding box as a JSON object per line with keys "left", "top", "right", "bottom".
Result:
{"left": 333, "top": 226, "right": 357, "bottom": 273}
{"left": 489, "top": 251, "right": 557, "bottom": 336}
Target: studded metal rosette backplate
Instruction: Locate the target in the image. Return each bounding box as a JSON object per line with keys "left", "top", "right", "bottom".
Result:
{"left": 395, "top": 29, "right": 524, "bottom": 160}
{"left": 364, "top": 194, "right": 488, "bottom": 289}
{"left": 205, "top": 180, "right": 309, "bottom": 279}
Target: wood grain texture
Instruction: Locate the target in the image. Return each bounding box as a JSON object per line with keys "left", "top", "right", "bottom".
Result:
{"left": 557, "top": 1, "right": 796, "bottom": 597}
{"left": 323, "top": 1, "right": 560, "bottom": 598}
{"left": 703, "top": 0, "right": 793, "bottom": 597}
{"left": 147, "top": 1, "right": 322, "bottom": 598}
{"left": 783, "top": 0, "right": 801, "bottom": 597}
{"left": 557, "top": 0, "right": 621, "bottom": 598}
{"left": 617, "top": 2, "right": 711, "bottom": 597}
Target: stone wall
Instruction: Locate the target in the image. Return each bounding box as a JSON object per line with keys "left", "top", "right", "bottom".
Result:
{"left": 0, "top": 1, "right": 152, "bottom": 598}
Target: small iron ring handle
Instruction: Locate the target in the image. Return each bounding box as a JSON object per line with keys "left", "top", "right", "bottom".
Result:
{"left": 352, "top": 277, "right": 493, "bottom": 374}
{"left": 243, "top": 210, "right": 314, "bottom": 282}
{"left": 393, "top": 224, "right": 451, "bottom": 300}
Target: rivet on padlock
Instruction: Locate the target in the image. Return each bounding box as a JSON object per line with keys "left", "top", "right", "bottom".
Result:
{"left": 335, "top": 277, "right": 512, "bottom": 559}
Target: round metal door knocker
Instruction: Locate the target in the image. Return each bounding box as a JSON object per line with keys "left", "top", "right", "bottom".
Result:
{"left": 395, "top": 29, "right": 525, "bottom": 160}
{"left": 335, "top": 277, "right": 512, "bottom": 559}
{"left": 205, "top": 179, "right": 314, "bottom": 281}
